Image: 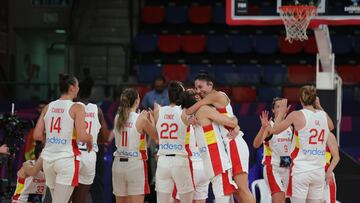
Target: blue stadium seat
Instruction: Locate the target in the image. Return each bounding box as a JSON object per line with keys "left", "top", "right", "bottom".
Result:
{"left": 187, "top": 64, "right": 214, "bottom": 82}
{"left": 206, "top": 35, "right": 228, "bottom": 54}
{"left": 165, "top": 6, "right": 188, "bottom": 24}
{"left": 237, "top": 64, "right": 261, "bottom": 85}
{"left": 213, "top": 6, "right": 226, "bottom": 24}
{"left": 213, "top": 64, "right": 239, "bottom": 85}
{"left": 331, "top": 35, "right": 353, "bottom": 54}
{"left": 258, "top": 87, "right": 282, "bottom": 102}
{"left": 343, "top": 87, "right": 354, "bottom": 102}
{"left": 138, "top": 64, "right": 162, "bottom": 83}
{"left": 229, "top": 36, "right": 253, "bottom": 54}
{"left": 353, "top": 36, "right": 360, "bottom": 54}
{"left": 255, "top": 35, "right": 278, "bottom": 54}
{"left": 134, "top": 35, "right": 157, "bottom": 53}
{"left": 262, "top": 64, "right": 287, "bottom": 85}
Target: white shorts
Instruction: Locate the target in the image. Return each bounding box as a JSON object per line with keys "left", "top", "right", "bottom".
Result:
{"left": 43, "top": 156, "right": 80, "bottom": 189}
{"left": 287, "top": 169, "right": 325, "bottom": 200}
{"left": 210, "top": 170, "right": 237, "bottom": 198}
{"left": 155, "top": 155, "right": 194, "bottom": 194}
{"left": 174, "top": 160, "right": 210, "bottom": 200}
{"left": 263, "top": 164, "right": 290, "bottom": 195}
{"left": 112, "top": 157, "right": 149, "bottom": 196}
{"left": 228, "top": 135, "right": 249, "bottom": 176}
{"left": 323, "top": 172, "right": 336, "bottom": 203}
{"left": 79, "top": 150, "right": 96, "bottom": 185}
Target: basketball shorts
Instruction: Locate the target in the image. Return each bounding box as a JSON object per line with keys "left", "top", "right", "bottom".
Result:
{"left": 79, "top": 150, "right": 96, "bottom": 185}
{"left": 112, "top": 157, "right": 149, "bottom": 196}
{"left": 287, "top": 169, "right": 325, "bottom": 200}
{"left": 228, "top": 135, "right": 249, "bottom": 176}
{"left": 263, "top": 164, "right": 290, "bottom": 195}
{"left": 210, "top": 169, "right": 237, "bottom": 198}
{"left": 323, "top": 172, "right": 336, "bottom": 203}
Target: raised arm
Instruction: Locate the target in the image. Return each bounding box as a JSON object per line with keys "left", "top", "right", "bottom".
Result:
{"left": 253, "top": 111, "right": 271, "bottom": 149}
{"left": 326, "top": 132, "right": 340, "bottom": 185}
{"left": 314, "top": 97, "right": 334, "bottom": 131}
{"left": 198, "top": 106, "right": 238, "bottom": 128}
{"left": 269, "top": 111, "right": 295, "bottom": 135}
{"left": 33, "top": 105, "right": 48, "bottom": 142}
{"left": 186, "top": 93, "right": 216, "bottom": 115}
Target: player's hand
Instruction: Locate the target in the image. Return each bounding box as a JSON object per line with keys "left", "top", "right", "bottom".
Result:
{"left": 278, "top": 99, "right": 288, "bottom": 115}
{"left": 260, "top": 110, "right": 270, "bottom": 128}
{"left": 188, "top": 115, "right": 199, "bottom": 126}
{"left": 228, "top": 125, "right": 240, "bottom": 139}
{"left": 0, "top": 144, "right": 10, "bottom": 155}
{"left": 325, "top": 170, "right": 334, "bottom": 185}
{"left": 314, "top": 96, "right": 323, "bottom": 110}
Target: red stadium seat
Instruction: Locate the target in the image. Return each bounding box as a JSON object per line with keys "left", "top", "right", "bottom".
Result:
{"left": 337, "top": 65, "right": 360, "bottom": 84}
{"left": 217, "top": 86, "right": 232, "bottom": 98}
{"left": 189, "top": 6, "right": 212, "bottom": 24}
{"left": 141, "top": 6, "right": 165, "bottom": 24}
{"left": 163, "top": 64, "right": 189, "bottom": 82}
{"left": 283, "top": 87, "right": 300, "bottom": 102}
{"left": 181, "top": 35, "right": 206, "bottom": 54}
{"left": 279, "top": 36, "right": 303, "bottom": 54}
{"left": 288, "top": 65, "right": 316, "bottom": 84}
{"left": 303, "top": 35, "right": 318, "bottom": 54}
{"left": 130, "top": 85, "right": 151, "bottom": 100}
{"left": 231, "top": 87, "right": 257, "bottom": 102}
{"left": 158, "top": 35, "right": 181, "bottom": 53}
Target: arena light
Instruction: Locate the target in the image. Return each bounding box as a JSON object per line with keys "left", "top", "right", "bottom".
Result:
{"left": 55, "top": 29, "right": 66, "bottom": 34}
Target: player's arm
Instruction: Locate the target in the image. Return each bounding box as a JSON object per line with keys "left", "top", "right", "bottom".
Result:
{"left": 108, "top": 115, "right": 118, "bottom": 142}
{"left": 97, "top": 108, "right": 110, "bottom": 144}
{"left": 23, "top": 157, "right": 43, "bottom": 177}
{"left": 314, "top": 97, "right": 334, "bottom": 131}
{"left": 253, "top": 111, "right": 271, "bottom": 149}
{"left": 326, "top": 133, "right": 340, "bottom": 179}
{"left": 269, "top": 111, "right": 295, "bottom": 135}
{"left": 185, "top": 92, "right": 217, "bottom": 115}
{"left": 33, "top": 105, "right": 48, "bottom": 142}
{"left": 181, "top": 110, "right": 190, "bottom": 126}
{"left": 73, "top": 104, "right": 93, "bottom": 151}
{"left": 198, "top": 106, "right": 238, "bottom": 128}
{"left": 138, "top": 110, "right": 158, "bottom": 142}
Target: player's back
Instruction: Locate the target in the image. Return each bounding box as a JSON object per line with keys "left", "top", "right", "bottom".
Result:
{"left": 78, "top": 103, "right": 101, "bottom": 152}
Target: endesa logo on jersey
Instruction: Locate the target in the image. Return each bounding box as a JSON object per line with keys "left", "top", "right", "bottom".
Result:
{"left": 302, "top": 148, "right": 325, "bottom": 156}
{"left": 199, "top": 146, "right": 207, "bottom": 154}
{"left": 47, "top": 137, "right": 67, "bottom": 145}
{"left": 159, "top": 143, "right": 183, "bottom": 150}
{"left": 117, "top": 150, "right": 139, "bottom": 157}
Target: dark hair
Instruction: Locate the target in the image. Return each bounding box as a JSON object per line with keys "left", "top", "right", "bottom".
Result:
{"left": 34, "top": 141, "right": 44, "bottom": 160}
{"left": 78, "top": 80, "right": 93, "bottom": 99}
{"left": 116, "top": 88, "right": 139, "bottom": 131}
{"left": 299, "top": 85, "right": 317, "bottom": 106}
{"left": 168, "top": 81, "right": 184, "bottom": 104}
{"left": 194, "top": 72, "right": 214, "bottom": 84}
{"left": 271, "top": 97, "right": 283, "bottom": 109}
{"left": 154, "top": 75, "right": 166, "bottom": 83}
{"left": 177, "top": 89, "right": 197, "bottom": 109}
{"left": 59, "top": 74, "right": 77, "bottom": 94}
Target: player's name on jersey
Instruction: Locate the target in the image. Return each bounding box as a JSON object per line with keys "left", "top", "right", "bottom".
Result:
{"left": 85, "top": 112, "right": 96, "bottom": 118}
{"left": 51, "top": 108, "right": 64, "bottom": 113}
{"left": 32, "top": 178, "right": 46, "bottom": 183}
{"left": 277, "top": 137, "right": 291, "bottom": 143}
{"left": 164, "top": 114, "right": 174, "bottom": 120}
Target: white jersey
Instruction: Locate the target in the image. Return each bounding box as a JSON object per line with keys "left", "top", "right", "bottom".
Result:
{"left": 262, "top": 121, "right": 293, "bottom": 166}
{"left": 42, "top": 100, "right": 80, "bottom": 161}
{"left": 78, "top": 103, "right": 101, "bottom": 152}
{"left": 113, "top": 112, "right": 147, "bottom": 160}
{"left": 12, "top": 160, "right": 46, "bottom": 202}
{"left": 291, "top": 109, "right": 330, "bottom": 174}
{"left": 194, "top": 123, "right": 231, "bottom": 179}
{"left": 189, "top": 126, "right": 201, "bottom": 162}
{"left": 156, "top": 105, "right": 189, "bottom": 156}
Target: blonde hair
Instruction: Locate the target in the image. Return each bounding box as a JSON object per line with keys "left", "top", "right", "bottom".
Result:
{"left": 299, "top": 85, "right": 317, "bottom": 106}
{"left": 116, "top": 88, "right": 139, "bottom": 131}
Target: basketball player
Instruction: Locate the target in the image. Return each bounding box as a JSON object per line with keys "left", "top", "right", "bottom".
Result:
{"left": 268, "top": 85, "right": 334, "bottom": 203}
{"left": 34, "top": 74, "right": 93, "bottom": 203}
{"left": 179, "top": 89, "right": 240, "bottom": 203}
{"left": 111, "top": 88, "right": 158, "bottom": 203}
{"left": 12, "top": 142, "right": 45, "bottom": 203}
{"left": 153, "top": 81, "right": 195, "bottom": 203}
{"left": 72, "top": 83, "right": 110, "bottom": 203}
{"left": 186, "top": 73, "right": 255, "bottom": 203}
{"left": 323, "top": 132, "right": 340, "bottom": 203}
{"left": 253, "top": 97, "right": 293, "bottom": 203}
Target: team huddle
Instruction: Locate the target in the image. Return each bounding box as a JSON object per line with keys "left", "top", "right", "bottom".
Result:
{"left": 11, "top": 72, "right": 339, "bottom": 203}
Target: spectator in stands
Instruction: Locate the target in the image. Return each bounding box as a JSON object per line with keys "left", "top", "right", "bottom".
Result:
{"left": 141, "top": 76, "right": 169, "bottom": 110}
{"left": 0, "top": 144, "right": 9, "bottom": 155}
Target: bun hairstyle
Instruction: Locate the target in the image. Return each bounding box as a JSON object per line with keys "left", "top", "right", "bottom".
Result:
{"left": 168, "top": 81, "right": 185, "bottom": 104}
{"left": 177, "top": 89, "right": 197, "bottom": 109}
{"left": 299, "top": 85, "right": 317, "bottom": 106}
{"left": 116, "top": 88, "right": 139, "bottom": 131}
{"left": 58, "top": 73, "right": 77, "bottom": 94}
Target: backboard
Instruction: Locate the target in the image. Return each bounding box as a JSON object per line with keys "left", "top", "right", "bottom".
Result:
{"left": 227, "top": 0, "right": 360, "bottom": 26}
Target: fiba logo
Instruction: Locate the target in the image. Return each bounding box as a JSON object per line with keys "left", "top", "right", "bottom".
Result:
{"left": 237, "top": 3, "right": 247, "bottom": 9}
{"left": 345, "top": 0, "right": 360, "bottom": 13}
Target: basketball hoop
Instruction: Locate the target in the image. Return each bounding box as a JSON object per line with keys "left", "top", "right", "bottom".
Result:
{"left": 279, "top": 5, "right": 317, "bottom": 42}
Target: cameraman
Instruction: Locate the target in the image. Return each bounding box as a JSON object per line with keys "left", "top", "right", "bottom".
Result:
{"left": 0, "top": 144, "right": 9, "bottom": 155}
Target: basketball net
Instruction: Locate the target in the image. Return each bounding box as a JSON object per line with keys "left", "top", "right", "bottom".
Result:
{"left": 279, "top": 5, "right": 317, "bottom": 42}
